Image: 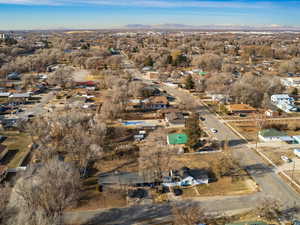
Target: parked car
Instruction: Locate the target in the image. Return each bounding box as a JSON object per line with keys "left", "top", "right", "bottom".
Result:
{"left": 200, "top": 116, "right": 206, "bottom": 121}
{"left": 173, "top": 188, "right": 183, "bottom": 196}
{"left": 281, "top": 155, "right": 291, "bottom": 163}
{"left": 210, "top": 128, "right": 218, "bottom": 133}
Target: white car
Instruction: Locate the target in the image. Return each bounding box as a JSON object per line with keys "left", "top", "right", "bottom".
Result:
{"left": 210, "top": 128, "right": 218, "bottom": 133}
{"left": 281, "top": 155, "right": 291, "bottom": 163}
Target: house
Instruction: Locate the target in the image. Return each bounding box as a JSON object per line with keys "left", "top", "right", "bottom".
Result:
{"left": 162, "top": 167, "right": 209, "bottom": 187}
{"left": 226, "top": 104, "right": 256, "bottom": 114}
{"left": 271, "top": 94, "right": 297, "bottom": 113}
{"left": 142, "top": 96, "right": 169, "bottom": 110}
{"left": 7, "top": 72, "right": 22, "bottom": 80}
{"left": 281, "top": 77, "right": 300, "bottom": 87}
{"left": 0, "top": 92, "right": 10, "bottom": 98}
{"left": 146, "top": 71, "right": 160, "bottom": 80}
{"left": 165, "top": 112, "right": 186, "bottom": 127}
{"left": 264, "top": 109, "right": 278, "bottom": 117}
{"left": 208, "top": 94, "right": 226, "bottom": 102}
{"left": 76, "top": 81, "right": 97, "bottom": 87}
{"left": 167, "top": 133, "right": 188, "bottom": 145}
{"left": 258, "top": 129, "right": 293, "bottom": 142}
{"left": 98, "top": 171, "right": 156, "bottom": 187}
{"left": 9, "top": 93, "right": 31, "bottom": 99}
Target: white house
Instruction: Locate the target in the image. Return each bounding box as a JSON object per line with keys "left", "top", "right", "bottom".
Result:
{"left": 281, "top": 77, "right": 300, "bottom": 87}
{"left": 271, "top": 94, "right": 297, "bottom": 113}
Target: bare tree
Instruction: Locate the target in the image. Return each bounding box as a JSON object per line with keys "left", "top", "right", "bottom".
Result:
{"left": 255, "top": 197, "right": 282, "bottom": 221}
{"left": 0, "top": 184, "right": 12, "bottom": 225}
{"left": 172, "top": 203, "right": 208, "bottom": 225}
{"left": 12, "top": 159, "right": 81, "bottom": 225}
{"left": 254, "top": 113, "right": 267, "bottom": 151}
{"left": 48, "top": 66, "right": 74, "bottom": 88}
{"left": 139, "top": 128, "right": 174, "bottom": 181}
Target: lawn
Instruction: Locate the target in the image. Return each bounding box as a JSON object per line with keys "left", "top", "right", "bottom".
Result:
{"left": 0, "top": 131, "right": 31, "bottom": 168}
{"left": 228, "top": 122, "right": 258, "bottom": 141}
{"left": 197, "top": 178, "right": 256, "bottom": 196}
{"left": 260, "top": 147, "right": 295, "bottom": 166}
{"left": 71, "top": 176, "right": 127, "bottom": 211}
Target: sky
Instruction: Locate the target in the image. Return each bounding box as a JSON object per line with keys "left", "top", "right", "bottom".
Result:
{"left": 0, "top": 0, "right": 300, "bottom": 30}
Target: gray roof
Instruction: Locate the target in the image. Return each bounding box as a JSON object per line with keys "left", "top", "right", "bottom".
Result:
{"left": 98, "top": 172, "right": 156, "bottom": 185}
{"left": 166, "top": 112, "right": 185, "bottom": 125}
{"left": 9, "top": 93, "right": 31, "bottom": 98}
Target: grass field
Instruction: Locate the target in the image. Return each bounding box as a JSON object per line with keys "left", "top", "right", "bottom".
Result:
{"left": 0, "top": 131, "right": 31, "bottom": 168}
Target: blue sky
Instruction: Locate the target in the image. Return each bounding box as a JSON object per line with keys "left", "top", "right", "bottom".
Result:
{"left": 0, "top": 0, "right": 299, "bottom": 30}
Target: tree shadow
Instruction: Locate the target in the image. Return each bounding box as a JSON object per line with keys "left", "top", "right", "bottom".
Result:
{"left": 243, "top": 163, "right": 274, "bottom": 177}
{"left": 82, "top": 203, "right": 172, "bottom": 225}
{"left": 228, "top": 139, "right": 247, "bottom": 147}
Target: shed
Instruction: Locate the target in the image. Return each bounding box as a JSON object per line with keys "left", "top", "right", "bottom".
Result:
{"left": 167, "top": 133, "right": 188, "bottom": 145}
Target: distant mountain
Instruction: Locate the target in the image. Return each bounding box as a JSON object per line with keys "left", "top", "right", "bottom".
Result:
{"left": 124, "top": 24, "right": 152, "bottom": 29}
{"left": 123, "top": 24, "right": 300, "bottom": 31}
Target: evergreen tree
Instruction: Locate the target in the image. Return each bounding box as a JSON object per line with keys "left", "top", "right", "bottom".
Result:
{"left": 144, "top": 56, "right": 154, "bottom": 67}
{"left": 185, "top": 74, "right": 195, "bottom": 90}
{"left": 185, "top": 113, "right": 203, "bottom": 149}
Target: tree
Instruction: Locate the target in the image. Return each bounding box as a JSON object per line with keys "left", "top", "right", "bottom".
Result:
{"left": 139, "top": 128, "right": 174, "bottom": 181}
{"left": 254, "top": 113, "right": 267, "bottom": 151}
{"left": 213, "top": 155, "right": 241, "bottom": 178}
{"left": 48, "top": 66, "right": 74, "bottom": 89}
{"left": 185, "top": 74, "right": 195, "bottom": 90}
{"left": 12, "top": 159, "right": 81, "bottom": 225}
{"left": 255, "top": 198, "right": 282, "bottom": 221}
{"left": 291, "top": 87, "right": 298, "bottom": 96}
{"left": 172, "top": 203, "right": 208, "bottom": 225}
{"left": 144, "top": 56, "right": 154, "bottom": 67}
{"left": 0, "top": 184, "right": 12, "bottom": 225}
{"left": 185, "top": 112, "right": 203, "bottom": 149}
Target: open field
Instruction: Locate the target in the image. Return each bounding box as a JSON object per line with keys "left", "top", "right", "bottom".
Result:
{"left": 181, "top": 177, "right": 257, "bottom": 197}
{"left": 0, "top": 131, "right": 31, "bottom": 168}
{"left": 260, "top": 147, "right": 295, "bottom": 166}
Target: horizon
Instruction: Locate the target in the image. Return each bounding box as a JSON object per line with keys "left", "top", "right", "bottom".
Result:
{"left": 0, "top": 0, "right": 300, "bottom": 30}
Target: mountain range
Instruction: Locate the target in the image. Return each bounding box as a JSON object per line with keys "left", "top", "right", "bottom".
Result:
{"left": 124, "top": 24, "right": 300, "bottom": 31}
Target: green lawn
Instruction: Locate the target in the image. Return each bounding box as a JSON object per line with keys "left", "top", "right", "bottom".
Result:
{"left": 0, "top": 131, "right": 31, "bottom": 168}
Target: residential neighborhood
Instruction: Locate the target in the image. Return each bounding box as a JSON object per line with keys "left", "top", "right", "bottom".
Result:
{"left": 1, "top": 11, "right": 300, "bottom": 225}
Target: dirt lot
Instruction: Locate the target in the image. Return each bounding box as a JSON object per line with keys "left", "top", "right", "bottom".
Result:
{"left": 228, "top": 121, "right": 258, "bottom": 141}
{"left": 72, "top": 176, "right": 127, "bottom": 211}
{"left": 260, "top": 147, "right": 295, "bottom": 166}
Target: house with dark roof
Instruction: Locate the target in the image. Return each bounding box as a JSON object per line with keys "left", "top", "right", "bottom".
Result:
{"left": 142, "top": 96, "right": 169, "bottom": 110}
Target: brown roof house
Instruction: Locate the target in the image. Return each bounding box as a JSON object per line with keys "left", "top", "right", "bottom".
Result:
{"left": 226, "top": 104, "right": 256, "bottom": 114}
{"left": 142, "top": 96, "right": 169, "bottom": 110}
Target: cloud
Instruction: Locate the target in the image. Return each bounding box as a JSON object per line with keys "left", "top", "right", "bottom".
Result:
{"left": 0, "top": 0, "right": 275, "bottom": 8}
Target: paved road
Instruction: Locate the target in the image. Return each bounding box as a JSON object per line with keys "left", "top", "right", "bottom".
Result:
{"left": 65, "top": 55, "right": 300, "bottom": 225}
{"left": 161, "top": 84, "right": 300, "bottom": 208}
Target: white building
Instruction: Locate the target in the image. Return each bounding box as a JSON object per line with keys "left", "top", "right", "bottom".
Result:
{"left": 271, "top": 94, "right": 297, "bottom": 113}
{"left": 281, "top": 77, "right": 300, "bottom": 87}
{"left": 0, "top": 33, "right": 9, "bottom": 40}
